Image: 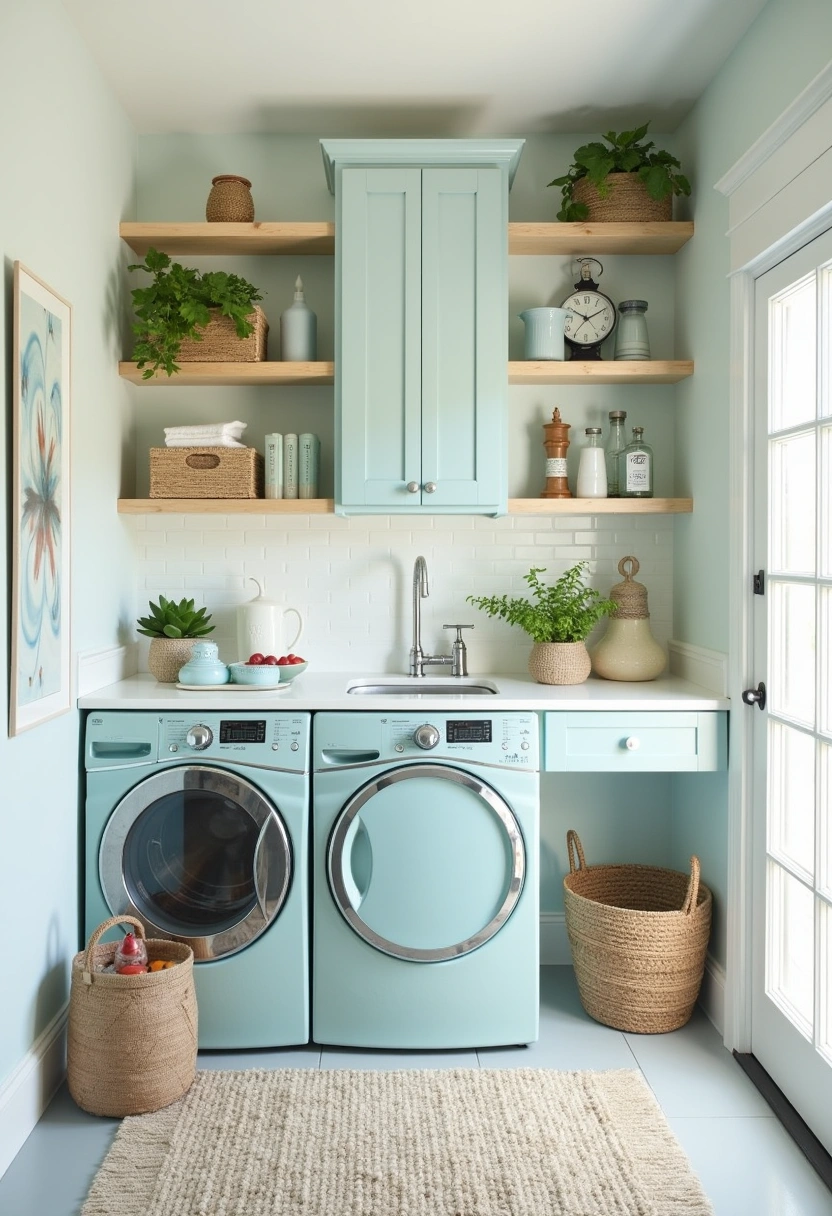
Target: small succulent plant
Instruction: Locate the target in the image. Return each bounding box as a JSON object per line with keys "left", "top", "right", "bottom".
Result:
{"left": 136, "top": 595, "right": 215, "bottom": 639}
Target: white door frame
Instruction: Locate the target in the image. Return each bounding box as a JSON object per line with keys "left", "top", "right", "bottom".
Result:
{"left": 718, "top": 59, "right": 832, "bottom": 1051}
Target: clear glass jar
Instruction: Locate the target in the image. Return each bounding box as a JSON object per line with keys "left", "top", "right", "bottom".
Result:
{"left": 605, "top": 410, "right": 627, "bottom": 497}
{"left": 619, "top": 426, "right": 654, "bottom": 498}
{"left": 576, "top": 428, "right": 607, "bottom": 497}
{"left": 614, "top": 300, "right": 650, "bottom": 360}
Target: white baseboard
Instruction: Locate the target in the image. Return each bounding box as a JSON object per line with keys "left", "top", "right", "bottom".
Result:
{"left": 668, "top": 640, "right": 728, "bottom": 697}
{"left": 698, "top": 954, "right": 726, "bottom": 1036}
{"left": 540, "top": 913, "right": 570, "bottom": 964}
{"left": 77, "top": 643, "right": 138, "bottom": 696}
{"left": 0, "top": 1004, "right": 67, "bottom": 1180}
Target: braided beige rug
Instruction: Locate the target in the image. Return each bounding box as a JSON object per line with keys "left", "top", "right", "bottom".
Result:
{"left": 82, "top": 1068, "right": 713, "bottom": 1216}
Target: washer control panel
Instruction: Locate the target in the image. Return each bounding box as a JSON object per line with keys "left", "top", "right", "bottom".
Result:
{"left": 159, "top": 713, "right": 310, "bottom": 770}
{"left": 381, "top": 714, "right": 538, "bottom": 769}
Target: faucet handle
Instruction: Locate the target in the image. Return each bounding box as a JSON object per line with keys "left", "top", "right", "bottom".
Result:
{"left": 443, "top": 626, "right": 473, "bottom": 676}
{"left": 443, "top": 625, "right": 474, "bottom": 638}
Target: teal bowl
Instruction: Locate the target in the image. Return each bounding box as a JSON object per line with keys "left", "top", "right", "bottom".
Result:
{"left": 228, "top": 662, "right": 285, "bottom": 687}
{"left": 278, "top": 660, "right": 308, "bottom": 683}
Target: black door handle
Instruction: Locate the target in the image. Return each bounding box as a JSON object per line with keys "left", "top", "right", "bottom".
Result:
{"left": 742, "top": 681, "right": 766, "bottom": 711}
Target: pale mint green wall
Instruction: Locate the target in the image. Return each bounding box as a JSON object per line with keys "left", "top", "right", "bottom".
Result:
{"left": 671, "top": 0, "right": 832, "bottom": 967}
{"left": 0, "top": 0, "right": 136, "bottom": 1088}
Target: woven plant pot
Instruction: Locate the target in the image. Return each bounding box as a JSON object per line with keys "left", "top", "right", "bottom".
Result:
{"left": 528, "top": 641, "right": 591, "bottom": 685}
{"left": 563, "top": 831, "right": 712, "bottom": 1034}
{"left": 177, "top": 305, "right": 268, "bottom": 363}
{"left": 67, "top": 916, "right": 197, "bottom": 1117}
{"left": 148, "top": 636, "right": 197, "bottom": 683}
{"left": 571, "top": 174, "right": 672, "bottom": 222}
{"left": 206, "top": 174, "right": 255, "bottom": 222}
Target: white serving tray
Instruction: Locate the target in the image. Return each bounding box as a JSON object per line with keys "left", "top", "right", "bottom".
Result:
{"left": 175, "top": 681, "right": 292, "bottom": 692}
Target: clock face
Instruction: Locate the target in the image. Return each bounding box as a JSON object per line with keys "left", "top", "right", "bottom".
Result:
{"left": 562, "top": 290, "right": 616, "bottom": 348}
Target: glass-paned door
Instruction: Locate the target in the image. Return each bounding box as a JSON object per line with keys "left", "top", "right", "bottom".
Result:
{"left": 751, "top": 230, "right": 832, "bottom": 1153}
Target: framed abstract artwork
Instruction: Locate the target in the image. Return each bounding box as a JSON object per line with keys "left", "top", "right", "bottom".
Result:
{"left": 10, "top": 263, "right": 72, "bottom": 736}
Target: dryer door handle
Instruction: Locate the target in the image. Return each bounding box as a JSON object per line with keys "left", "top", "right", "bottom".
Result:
{"left": 253, "top": 812, "right": 291, "bottom": 925}
{"left": 341, "top": 816, "right": 373, "bottom": 910}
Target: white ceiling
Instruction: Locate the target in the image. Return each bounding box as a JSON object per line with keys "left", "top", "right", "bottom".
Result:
{"left": 62, "top": 0, "right": 768, "bottom": 137}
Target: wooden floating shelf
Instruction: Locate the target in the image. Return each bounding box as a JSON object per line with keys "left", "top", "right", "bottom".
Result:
{"left": 119, "top": 221, "right": 692, "bottom": 259}
{"left": 118, "top": 497, "right": 691, "bottom": 516}
{"left": 508, "top": 221, "right": 693, "bottom": 255}
{"left": 119, "top": 361, "right": 335, "bottom": 386}
{"left": 120, "top": 222, "right": 335, "bottom": 257}
{"left": 509, "top": 360, "right": 693, "bottom": 385}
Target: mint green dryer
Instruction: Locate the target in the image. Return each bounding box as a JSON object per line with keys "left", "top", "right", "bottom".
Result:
{"left": 312, "top": 712, "right": 539, "bottom": 1048}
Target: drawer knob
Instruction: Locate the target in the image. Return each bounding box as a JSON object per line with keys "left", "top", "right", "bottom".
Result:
{"left": 624, "top": 736, "right": 640, "bottom": 751}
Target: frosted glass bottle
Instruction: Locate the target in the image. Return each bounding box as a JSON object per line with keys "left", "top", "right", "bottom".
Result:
{"left": 576, "top": 428, "right": 607, "bottom": 497}
{"left": 614, "top": 300, "right": 650, "bottom": 360}
{"left": 619, "top": 426, "right": 653, "bottom": 498}
{"left": 605, "top": 410, "right": 627, "bottom": 497}
{"left": 279, "top": 276, "right": 317, "bottom": 361}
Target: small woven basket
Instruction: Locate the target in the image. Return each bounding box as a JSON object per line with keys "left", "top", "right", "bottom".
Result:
{"left": 205, "top": 174, "right": 255, "bottom": 222}
{"left": 177, "top": 305, "right": 268, "bottom": 362}
{"left": 563, "top": 830, "right": 712, "bottom": 1033}
{"left": 67, "top": 916, "right": 198, "bottom": 1117}
{"left": 150, "top": 446, "right": 264, "bottom": 499}
{"left": 528, "top": 641, "right": 591, "bottom": 686}
{"left": 571, "top": 174, "right": 672, "bottom": 222}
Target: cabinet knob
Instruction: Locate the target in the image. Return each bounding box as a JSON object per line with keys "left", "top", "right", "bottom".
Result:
{"left": 624, "top": 736, "right": 640, "bottom": 751}
{"left": 424, "top": 481, "right": 437, "bottom": 494}
{"left": 405, "top": 481, "right": 420, "bottom": 494}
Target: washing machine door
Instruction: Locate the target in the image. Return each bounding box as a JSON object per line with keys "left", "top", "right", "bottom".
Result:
{"left": 100, "top": 765, "right": 291, "bottom": 960}
{"left": 327, "top": 763, "right": 525, "bottom": 962}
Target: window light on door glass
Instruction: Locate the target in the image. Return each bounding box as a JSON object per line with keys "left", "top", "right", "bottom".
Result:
{"left": 769, "top": 582, "right": 816, "bottom": 727}
{"left": 768, "top": 721, "right": 814, "bottom": 878}
{"left": 770, "top": 274, "right": 816, "bottom": 432}
{"left": 769, "top": 432, "right": 815, "bottom": 575}
{"left": 767, "top": 861, "right": 814, "bottom": 1038}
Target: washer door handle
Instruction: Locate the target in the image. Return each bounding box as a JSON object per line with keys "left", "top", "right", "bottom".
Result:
{"left": 342, "top": 816, "right": 373, "bottom": 910}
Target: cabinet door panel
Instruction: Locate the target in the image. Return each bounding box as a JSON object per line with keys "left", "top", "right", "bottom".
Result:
{"left": 339, "top": 167, "right": 422, "bottom": 509}
{"left": 421, "top": 168, "right": 506, "bottom": 511}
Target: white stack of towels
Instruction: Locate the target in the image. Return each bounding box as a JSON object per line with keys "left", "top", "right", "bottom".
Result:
{"left": 164, "top": 421, "right": 248, "bottom": 448}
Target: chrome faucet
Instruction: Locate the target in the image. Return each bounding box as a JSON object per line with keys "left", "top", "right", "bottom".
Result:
{"left": 408, "top": 555, "right": 473, "bottom": 677}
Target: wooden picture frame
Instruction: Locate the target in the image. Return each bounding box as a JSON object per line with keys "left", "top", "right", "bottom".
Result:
{"left": 10, "top": 263, "right": 72, "bottom": 736}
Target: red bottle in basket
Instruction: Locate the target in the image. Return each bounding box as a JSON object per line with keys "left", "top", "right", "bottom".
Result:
{"left": 114, "top": 932, "right": 148, "bottom": 975}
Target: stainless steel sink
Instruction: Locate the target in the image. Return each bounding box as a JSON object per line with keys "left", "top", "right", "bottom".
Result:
{"left": 346, "top": 678, "right": 499, "bottom": 696}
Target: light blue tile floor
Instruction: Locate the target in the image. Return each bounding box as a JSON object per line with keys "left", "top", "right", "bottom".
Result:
{"left": 1, "top": 966, "right": 829, "bottom": 1216}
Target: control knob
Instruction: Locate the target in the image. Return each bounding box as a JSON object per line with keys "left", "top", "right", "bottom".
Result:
{"left": 186, "top": 724, "right": 213, "bottom": 751}
{"left": 413, "top": 723, "right": 440, "bottom": 750}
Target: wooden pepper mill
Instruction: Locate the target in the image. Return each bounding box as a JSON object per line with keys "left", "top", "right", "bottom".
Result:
{"left": 541, "top": 407, "right": 572, "bottom": 498}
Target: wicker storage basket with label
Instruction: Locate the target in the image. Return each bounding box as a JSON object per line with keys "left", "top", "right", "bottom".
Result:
{"left": 150, "top": 446, "right": 264, "bottom": 498}
{"left": 67, "top": 916, "right": 198, "bottom": 1117}
{"left": 176, "top": 305, "right": 268, "bottom": 362}
{"left": 563, "top": 830, "right": 711, "bottom": 1033}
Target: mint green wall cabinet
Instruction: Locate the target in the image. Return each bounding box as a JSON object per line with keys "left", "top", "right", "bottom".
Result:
{"left": 322, "top": 140, "right": 524, "bottom": 516}
{"left": 543, "top": 712, "right": 728, "bottom": 773}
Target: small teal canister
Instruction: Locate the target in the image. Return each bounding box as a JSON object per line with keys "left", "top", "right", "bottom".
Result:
{"left": 178, "top": 641, "right": 230, "bottom": 685}
{"left": 614, "top": 300, "right": 650, "bottom": 360}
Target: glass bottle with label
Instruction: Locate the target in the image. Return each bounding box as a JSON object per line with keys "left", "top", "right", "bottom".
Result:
{"left": 619, "top": 426, "right": 653, "bottom": 498}
{"left": 605, "top": 410, "right": 627, "bottom": 497}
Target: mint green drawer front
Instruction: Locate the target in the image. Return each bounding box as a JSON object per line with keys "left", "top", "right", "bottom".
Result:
{"left": 543, "top": 712, "right": 727, "bottom": 772}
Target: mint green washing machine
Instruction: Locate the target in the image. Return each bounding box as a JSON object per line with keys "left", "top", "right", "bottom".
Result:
{"left": 312, "top": 712, "right": 540, "bottom": 1048}
{"left": 84, "top": 711, "right": 310, "bottom": 1049}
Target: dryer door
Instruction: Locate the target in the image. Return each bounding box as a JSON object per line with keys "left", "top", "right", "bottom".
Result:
{"left": 100, "top": 765, "right": 291, "bottom": 960}
{"left": 327, "top": 764, "right": 525, "bottom": 962}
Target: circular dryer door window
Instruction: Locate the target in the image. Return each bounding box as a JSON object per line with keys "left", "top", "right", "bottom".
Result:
{"left": 99, "top": 766, "right": 292, "bottom": 960}
{"left": 327, "top": 764, "right": 525, "bottom": 962}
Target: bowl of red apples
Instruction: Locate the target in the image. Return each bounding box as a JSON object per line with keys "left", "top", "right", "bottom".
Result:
{"left": 229, "top": 652, "right": 308, "bottom": 686}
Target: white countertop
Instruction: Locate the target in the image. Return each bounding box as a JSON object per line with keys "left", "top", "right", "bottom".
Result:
{"left": 78, "top": 672, "right": 729, "bottom": 712}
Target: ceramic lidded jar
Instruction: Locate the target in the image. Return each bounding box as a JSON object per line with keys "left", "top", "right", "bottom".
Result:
{"left": 205, "top": 175, "right": 255, "bottom": 222}
{"left": 591, "top": 556, "right": 666, "bottom": 682}
{"left": 177, "top": 641, "right": 230, "bottom": 686}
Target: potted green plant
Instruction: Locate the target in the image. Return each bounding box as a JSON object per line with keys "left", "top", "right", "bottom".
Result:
{"left": 466, "top": 563, "right": 615, "bottom": 685}
{"left": 548, "top": 124, "right": 691, "bottom": 223}
{"left": 129, "top": 247, "right": 265, "bottom": 378}
{"left": 137, "top": 595, "right": 215, "bottom": 682}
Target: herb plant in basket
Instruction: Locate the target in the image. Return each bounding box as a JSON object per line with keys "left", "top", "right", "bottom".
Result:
{"left": 137, "top": 595, "right": 215, "bottom": 683}
{"left": 548, "top": 124, "right": 691, "bottom": 223}
{"left": 129, "top": 247, "right": 264, "bottom": 378}
{"left": 466, "top": 562, "right": 615, "bottom": 685}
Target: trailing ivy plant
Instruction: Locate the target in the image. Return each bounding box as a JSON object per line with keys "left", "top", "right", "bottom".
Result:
{"left": 129, "top": 247, "right": 264, "bottom": 378}
{"left": 548, "top": 124, "right": 691, "bottom": 222}
{"left": 466, "top": 563, "right": 615, "bottom": 644}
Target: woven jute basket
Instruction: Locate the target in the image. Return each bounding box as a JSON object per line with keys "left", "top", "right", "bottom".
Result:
{"left": 571, "top": 174, "right": 672, "bottom": 222}
{"left": 205, "top": 174, "right": 255, "bottom": 222}
{"left": 177, "top": 305, "right": 268, "bottom": 362}
{"left": 528, "top": 641, "right": 591, "bottom": 685}
{"left": 150, "top": 446, "right": 264, "bottom": 499}
{"left": 147, "top": 636, "right": 196, "bottom": 683}
{"left": 563, "top": 831, "right": 712, "bottom": 1034}
{"left": 67, "top": 916, "right": 197, "bottom": 1117}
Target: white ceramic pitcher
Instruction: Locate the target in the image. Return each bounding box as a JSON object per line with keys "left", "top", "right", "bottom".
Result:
{"left": 236, "top": 578, "right": 304, "bottom": 660}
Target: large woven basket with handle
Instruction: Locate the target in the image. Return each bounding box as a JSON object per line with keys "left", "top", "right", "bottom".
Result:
{"left": 563, "top": 830, "right": 711, "bottom": 1033}
{"left": 67, "top": 916, "right": 198, "bottom": 1117}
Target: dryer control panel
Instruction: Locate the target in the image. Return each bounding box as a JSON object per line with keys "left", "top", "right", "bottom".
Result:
{"left": 381, "top": 713, "right": 538, "bottom": 769}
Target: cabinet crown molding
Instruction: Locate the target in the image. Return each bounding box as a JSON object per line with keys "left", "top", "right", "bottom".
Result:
{"left": 320, "top": 138, "right": 525, "bottom": 193}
